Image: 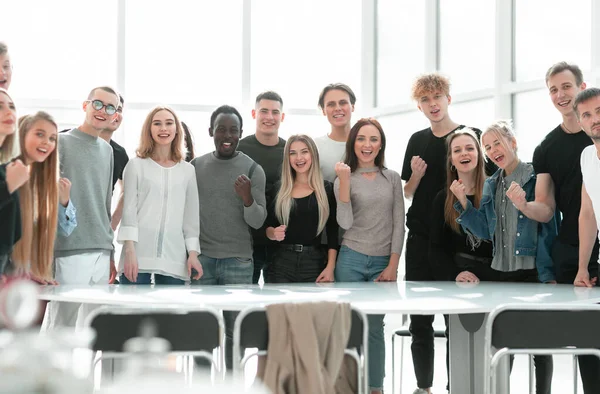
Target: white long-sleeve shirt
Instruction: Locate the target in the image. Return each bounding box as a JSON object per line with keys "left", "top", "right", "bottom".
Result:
{"left": 118, "top": 157, "right": 200, "bottom": 281}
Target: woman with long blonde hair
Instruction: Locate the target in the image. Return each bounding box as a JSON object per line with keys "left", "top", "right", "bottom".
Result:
{"left": 117, "top": 105, "right": 203, "bottom": 284}
{"left": 11, "top": 112, "right": 76, "bottom": 282}
{"left": 266, "top": 134, "right": 338, "bottom": 282}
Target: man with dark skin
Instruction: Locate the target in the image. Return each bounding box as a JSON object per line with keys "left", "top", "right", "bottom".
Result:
{"left": 191, "top": 104, "right": 267, "bottom": 369}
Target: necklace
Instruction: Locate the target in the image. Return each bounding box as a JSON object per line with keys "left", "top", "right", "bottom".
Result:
{"left": 561, "top": 122, "right": 579, "bottom": 134}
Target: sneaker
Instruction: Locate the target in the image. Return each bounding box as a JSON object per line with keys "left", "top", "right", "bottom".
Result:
{"left": 412, "top": 389, "right": 430, "bottom": 394}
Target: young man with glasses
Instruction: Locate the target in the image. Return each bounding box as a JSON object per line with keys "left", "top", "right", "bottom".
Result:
{"left": 49, "top": 86, "right": 119, "bottom": 328}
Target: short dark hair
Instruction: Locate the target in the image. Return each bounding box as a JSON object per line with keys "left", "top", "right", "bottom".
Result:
{"left": 255, "top": 91, "right": 283, "bottom": 107}
{"left": 545, "top": 61, "right": 584, "bottom": 87}
{"left": 210, "top": 105, "right": 243, "bottom": 130}
{"left": 0, "top": 42, "right": 8, "bottom": 56}
{"left": 318, "top": 83, "right": 356, "bottom": 109}
{"left": 87, "top": 86, "right": 119, "bottom": 101}
{"left": 118, "top": 93, "right": 125, "bottom": 106}
{"left": 573, "top": 88, "right": 600, "bottom": 119}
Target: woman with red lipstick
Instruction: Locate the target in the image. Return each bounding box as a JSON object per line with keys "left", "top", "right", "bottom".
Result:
{"left": 117, "top": 106, "right": 203, "bottom": 285}
{"left": 0, "top": 88, "right": 27, "bottom": 276}
{"left": 334, "top": 118, "right": 405, "bottom": 394}
{"left": 451, "top": 120, "right": 557, "bottom": 394}
{"left": 266, "top": 134, "right": 338, "bottom": 283}
{"left": 11, "top": 112, "right": 76, "bottom": 283}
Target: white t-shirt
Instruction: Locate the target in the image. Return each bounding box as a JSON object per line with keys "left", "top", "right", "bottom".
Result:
{"left": 314, "top": 134, "right": 347, "bottom": 182}
{"left": 581, "top": 145, "right": 600, "bottom": 262}
{"left": 118, "top": 157, "right": 200, "bottom": 281}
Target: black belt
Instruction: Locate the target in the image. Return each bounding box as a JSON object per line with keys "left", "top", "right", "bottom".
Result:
{"left": 454, "top": 252, "right": 492, "bottom": 266}
{"left": 280, "top": 244, "right": 320, "bottom": 253}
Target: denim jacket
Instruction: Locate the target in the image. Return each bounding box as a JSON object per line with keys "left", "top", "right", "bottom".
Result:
{"left": 453, "top": 166, "right": 557, "bottom": 283}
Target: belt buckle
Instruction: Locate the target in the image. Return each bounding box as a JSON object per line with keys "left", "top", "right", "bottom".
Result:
{"left": 293, "top": 244, "right": 303, "bottom": 252}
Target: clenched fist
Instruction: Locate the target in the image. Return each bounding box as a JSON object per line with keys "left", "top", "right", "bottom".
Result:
{"left": 334, "top": 162, "right": 351, "bottom": 181}
{"left": 505, "top": 181, "right": 527, "bottom": 211}
{"left": 58, "top": 177, "right": 72, "bottom": 207}
{"left": 450, "top": 179, "right": 468, "bottom": 209}
{"left": 410, "top": 156, "right": 427, "bottom": 180}
{"left": 6, "top": 159, "right": 29, "bottom": 193}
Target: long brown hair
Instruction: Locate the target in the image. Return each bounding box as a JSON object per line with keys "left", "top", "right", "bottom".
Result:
{"left": 444, "top": 129, "right": 486, "bottom": 233}
{"left": 275, "top": 135, "right": 329, "bottom": 235}
{"left": 12, "top": 112, "right": 59, "bottom": 279}
{"left": 136, "top": 106, "right": 184, "bottom": 162}
{"left": 344, "top": 118, "right": 386, "bottom": 172}
{"left": 0, "top": 88, "right": 16, "bottom": 163}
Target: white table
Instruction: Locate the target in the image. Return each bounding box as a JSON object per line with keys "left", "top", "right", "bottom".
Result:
{"left": 39, "top": 281, "right": 600, "bottom": 393}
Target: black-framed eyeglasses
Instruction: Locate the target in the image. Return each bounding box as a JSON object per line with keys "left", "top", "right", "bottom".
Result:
{"left": 86, "top": 99, "right": 117, "bottom": 115}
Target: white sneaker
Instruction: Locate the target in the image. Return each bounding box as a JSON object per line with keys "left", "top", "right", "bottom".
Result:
{"left": 412, "top": 389, "right": 430, "bottom": 394}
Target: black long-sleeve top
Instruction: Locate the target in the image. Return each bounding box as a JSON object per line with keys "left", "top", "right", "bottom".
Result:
{"left": 267, "top": 181, "right": 339, "bottom": 250}
{"left": 428, "top": 189, "right": 493, "bottom": 281}
{"left": 0, "top": 163, "right": 22, "bottom": 256}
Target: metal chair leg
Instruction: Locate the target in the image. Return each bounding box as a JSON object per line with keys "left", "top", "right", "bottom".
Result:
{"left": 529, "top": 355, "right": 535, "bottom": 394}
{"left": 391, "top": 333, "right": 396, "bottom": 394}
{"left": 573, "top": 355, "right": 579, "bottom": 394}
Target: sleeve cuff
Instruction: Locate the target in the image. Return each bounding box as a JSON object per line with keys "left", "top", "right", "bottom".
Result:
{"left": 185, "top": 237, "right": 201, "bottom": 254}
{"left": 117, "top": 226, "right": 139, "bottom": 243}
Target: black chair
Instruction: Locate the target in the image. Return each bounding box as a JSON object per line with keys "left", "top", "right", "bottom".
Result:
{"left": 85, "top": 306, "right": 225, "bottom": 386}
{"left": 484, "top": 303, "right": 600, "bottom": 394}
{"left": 232, "top": 303, "right": 369, "bottom": 394}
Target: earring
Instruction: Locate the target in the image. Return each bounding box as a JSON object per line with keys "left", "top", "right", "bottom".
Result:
{"left": 450, "top": 165, "right": 456, "bottom": 172}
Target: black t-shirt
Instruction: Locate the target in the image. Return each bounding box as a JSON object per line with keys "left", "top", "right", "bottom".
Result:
{"left": 428, "top": 190, "right": 493, "bottom": 281}
{"left": 267, "top": 181, "right": 338, "bottom": 249}
{"left": 0, "top": 163, "right": 22, "bottom": 256}
{"left": 109, "top": 139, "right": 129, "bottom": 191}
{"left": 238, "top": 134, "right": 286, "bottom": 245}
{"left": 532, "top": 125, "right": 594, "bottom": 245}
{"left": 401, "top": 125, "right": 496, "bottom": 236}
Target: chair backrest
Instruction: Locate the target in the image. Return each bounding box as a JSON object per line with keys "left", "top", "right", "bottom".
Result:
{"left": 235, "top": 305, "right": 367, "bottom": 353}
{"left": 484, "top": 303, "right": 600, "bottom": 394}
{"left": 233, "top": 303, "right": 368, "bottom": 394}
{"left": 488, "top": 303, "right": 600, "bottom": 350}
{"left": 85, "top": 306, "right": 224, "bottom": 353}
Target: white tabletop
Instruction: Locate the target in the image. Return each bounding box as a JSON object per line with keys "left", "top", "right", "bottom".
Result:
{"left": 37, "top": 281, "right": 600, "bottom": 314}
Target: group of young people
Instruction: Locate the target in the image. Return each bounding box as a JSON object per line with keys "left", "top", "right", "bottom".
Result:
{"left": 2, "top": 37, "right": 600, "bottom": 393}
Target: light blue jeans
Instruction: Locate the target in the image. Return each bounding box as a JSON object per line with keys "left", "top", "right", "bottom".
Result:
{"left": 191, "top": 254, "right": 254, "bottom": 369}
{"left": 335, "top": 245, "right": 388, "bottom": 391}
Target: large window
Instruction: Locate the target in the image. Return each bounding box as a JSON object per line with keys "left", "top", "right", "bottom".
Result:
{"left": 124, "top": 0, "right": 243, "bottom": 106}
{"left": 439, "top": 0, "right": 495, "bottom": 94}
{"left": 376, "top": 0, "right": 426, "bottom": 107}
{"left": 513, "top": 89, "right": 560, "bottom": 162}
{"left": 450, "top": 99, "right": 495, "bottom": 132}
{"left": 1, "top": 0, "right": 118, "bottom": 102}
{"left": 251, "top": 0, "right": 362, "bottom": 109}
{"left": 515, "top": 0, "right": 592, "bottom": 82}
{"left": 377, "top": 110, "right": 429, "bottom": 173}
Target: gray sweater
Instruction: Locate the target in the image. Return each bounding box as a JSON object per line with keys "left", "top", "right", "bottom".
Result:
{"left": 191, "top": 152, "right": 267, "bottom": 259}
{"left": 334, "top": 169, "right": 405, "bottom": 256}
{"left": 55, "top": 128, "right": 114, "bottom": 256}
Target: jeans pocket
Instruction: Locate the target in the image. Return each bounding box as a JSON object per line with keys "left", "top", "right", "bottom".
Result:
{"left": 234, "top": 257, "right": 253, "bottom": 264}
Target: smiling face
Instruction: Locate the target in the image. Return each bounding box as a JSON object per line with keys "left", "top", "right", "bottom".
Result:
{"left": 322, "top": 89, "right": 354, "bottom": 128}
{"left": 23, "top": 119, "right": 57, "bottom": 164}
{"left": 253, "top": 99, "right": 284, "bottom": 137}
{"left": 0, "top": 53, "right": 11, "bottom": 90}
{"left": 417, "top": 90, "right": 451, "bottom": 124}
{"left": 289, "top": 140, "right": 312, "bottom": 175}
{"left": 211, "top": 113, "right": 242, "bottom": 158}
{"left": 450, "top": 134, "right": 479, "bottom": 174}
{"left": 0, "top": 91, "right": 16, "bottom": 139}
{"left": 482, "top": 131, "right": 517, "bottom": 170}
{"left": 547, "top": 70, "right": 586, "bottom": 116}
{"left": 577, "top": 95, "right": 600, "bottom": 141}
{"left": 83, "top": 89, "right": 119, "bottom": 131}
{"left": 354, "top": 124, "right": 382, "bottom": 168}
{"left": 150, "top": 109, "right": 177, "bottom": 147}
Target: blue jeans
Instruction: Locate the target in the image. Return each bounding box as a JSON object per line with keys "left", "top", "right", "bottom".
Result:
{"left": 119, "top": 273, "right": 184, "bottom": 285}
{"left": 335, "top": 245, "right": 388, "bottom": 391}
{"left": 192, "top": 254, "right": 254, "bottom": 369}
